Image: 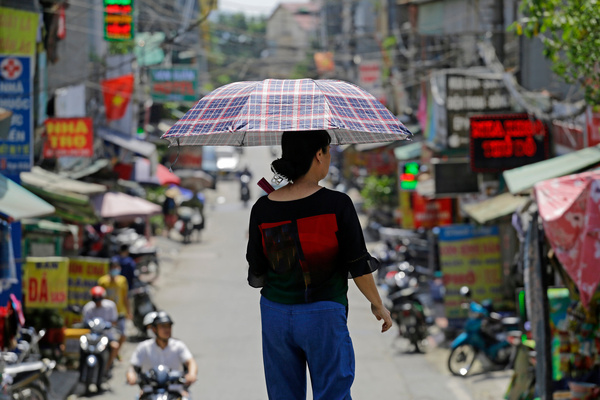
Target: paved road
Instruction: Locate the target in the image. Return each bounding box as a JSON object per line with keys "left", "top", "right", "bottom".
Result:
{"left": 65, "top": 147, "right": 512, "bottom": 400}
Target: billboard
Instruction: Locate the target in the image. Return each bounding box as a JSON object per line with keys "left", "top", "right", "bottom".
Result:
{"left": 149, "top": 67, "right": 198, "bottom": 102}
{"left": 43, "top": 117, "right": 94, "bottom": 158}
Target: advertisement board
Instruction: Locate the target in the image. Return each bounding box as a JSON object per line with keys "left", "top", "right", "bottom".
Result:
{"left": 149, "top": 67, "right": 198, "bottom": 102}
{"left": 0, "top": 55, "right": 33, "bottom": 175}
{"left": 438, "top": 225, "right": 503, "bottom": 326}
{"left": 23, "top": 257, "right": 69, "bottom": 309}
{"left": 470, "top": 113, "right": 549, "bottom": 172}
{"left": 64, "top": 257, "right": 109, "bottom": 325}
{"left": 43, "top": 117, "right": 94, "bottom": 158}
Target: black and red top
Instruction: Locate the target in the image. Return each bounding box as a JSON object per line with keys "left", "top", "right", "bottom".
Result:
{"left": 246, "top": 187, "right": 378, "bottom": 306}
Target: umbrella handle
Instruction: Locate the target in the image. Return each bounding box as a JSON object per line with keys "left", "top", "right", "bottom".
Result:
{"left": 257, "top": 178, "right": 275, "bottom": 194}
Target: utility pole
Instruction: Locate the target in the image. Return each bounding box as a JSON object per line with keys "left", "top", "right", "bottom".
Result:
{"left": 492, "top": 0, "right": 505, "bottom": 65}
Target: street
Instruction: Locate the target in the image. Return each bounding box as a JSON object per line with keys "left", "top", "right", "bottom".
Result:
{"left": 68, "top": 147, "right": 512, "bottom": 400}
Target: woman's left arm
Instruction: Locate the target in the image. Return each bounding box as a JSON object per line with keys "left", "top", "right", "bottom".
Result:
{"left": 353, "top": 273, "right": 393, "bottom": 333}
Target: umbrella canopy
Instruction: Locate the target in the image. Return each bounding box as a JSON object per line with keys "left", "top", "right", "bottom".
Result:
{"left": 534, "top": 170, "right": 600, "bottom": 307}
{"left": 161, "top": 79, "right": 413, "bottom": 147}
{"left": 0, "top": 173, "right": 55, "bottom": 220}
{"left": 91, "top": 191, "right": 162, "bottom": 220}
{"left": 133, "top": 157, "right": 181, "bottom": 186}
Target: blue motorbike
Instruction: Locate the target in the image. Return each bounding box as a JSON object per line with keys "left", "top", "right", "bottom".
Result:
{"left": 447, "top": 287, "right": 520, "bottom": 377}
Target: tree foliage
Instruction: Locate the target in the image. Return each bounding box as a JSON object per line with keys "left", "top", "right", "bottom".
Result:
{"left": 511, "top": 0, "right": 600, "bottom": 105}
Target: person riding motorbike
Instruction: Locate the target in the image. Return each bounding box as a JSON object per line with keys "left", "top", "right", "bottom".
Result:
{"left": 82, "top": 286, "right": 120, "bottom": 375}
{"left": 126, "top": 312, "right": 198, "bottom": 398}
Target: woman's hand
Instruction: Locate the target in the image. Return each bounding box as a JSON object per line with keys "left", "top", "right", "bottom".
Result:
{"left": 371, "top": 303, "right": 393, "bottom": 333}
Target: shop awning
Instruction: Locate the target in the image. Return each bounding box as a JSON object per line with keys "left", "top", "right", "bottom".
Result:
{"left": 394, "top": 141, "right": 423, "bottom": 161}
{"left": 97, "top": 127, "right": 157, "bottom": 158}
{"left": 91, "top": 191, "right": 162, "bottom": 220}
{"left": 503, "top": 145, "right": 600, "bottom": 194}
{"left": 21, "top": 167, "right": 107, "bottom": 196}
{"left": 462, "top": 192, "right": 529, "bottom": 224}
{"left": 0, "top": 174, "right": 55, "bottom": 220}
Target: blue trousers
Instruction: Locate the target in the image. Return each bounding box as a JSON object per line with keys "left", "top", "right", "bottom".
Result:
{"left": 260, "top": 296, "right": 355, "bottom": 400}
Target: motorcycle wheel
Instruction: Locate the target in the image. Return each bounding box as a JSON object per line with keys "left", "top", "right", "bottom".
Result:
{"left": 448, "top": 344, "right": 478, "bottom": 377}
{"left": 14, "top": 383, "right": 47, "bottom": 400}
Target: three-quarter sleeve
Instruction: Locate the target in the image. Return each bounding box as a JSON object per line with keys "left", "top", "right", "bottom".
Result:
{"left": 337, "top": 195, "right": 380, "bottom": 278}
{"left": 246, "top": 204, "right": 268, "bottom": 287}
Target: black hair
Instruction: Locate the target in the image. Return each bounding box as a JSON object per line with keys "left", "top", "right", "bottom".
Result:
{"left": 270, "top": 130, "right": 331, "bottom": 182}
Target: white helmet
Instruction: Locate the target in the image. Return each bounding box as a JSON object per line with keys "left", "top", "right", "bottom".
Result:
{"left": 143, "top": 311, "right": 158, "bottom": 328}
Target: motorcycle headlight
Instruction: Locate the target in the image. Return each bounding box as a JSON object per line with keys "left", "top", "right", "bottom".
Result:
{"left": 96, "top": 337, "right": 109, "bottom": 353}
{"left": 79, "top": 335, "right": 89, "bottom": 351}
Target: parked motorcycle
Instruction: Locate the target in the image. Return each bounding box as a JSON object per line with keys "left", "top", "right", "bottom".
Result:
{"left": 447, "top": 286, "right": 521, "bottom": 377}
{"left": 78, "top": 317, "right": 112, "bottom": 393}
{"left": 113, "top": 228, "right": 160, "bottom": 282}
{"left": 1, "top": 354, "right": 56, "bottom": 400}
{"left": 138, "top": 365, "right": 188, "bottom": 400}
{"left": 131, "top": 280, "right": 157, "bottom": 337}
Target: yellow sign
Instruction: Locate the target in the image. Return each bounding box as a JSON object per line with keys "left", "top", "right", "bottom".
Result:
{"left": 438, "top": 225, "right": 503, "bottom": 320}
{"left": 0, "top": 8, "right": 39, "bottom": 55}
{"left": 23, "top": 257, "right": 69, "bottom": 309}
{"left": 64, "top": 257, "right": 109, "bottom": 326}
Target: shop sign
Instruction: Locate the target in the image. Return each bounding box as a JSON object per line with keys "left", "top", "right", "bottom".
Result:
{"left": 149, "top": 67, "right": 198, "bottom": 102}
{"left": 64, "top": 257, "right": 109, "bottom": 325}
{"left": 0, "top": 8, "right": 39, "bottom": 55}
{"left": 23, "top": 257, "right": 69, "bottom": 309}
{"left": 343, "top": 146, "right": 396, "bottom": 176}
{"left": 411, "top": 192, "right": 452, "bottom": 229}
{"left": 358, "top": 61, "right": 386, "bottom": 105}
{"left": 445, "top": 74, "right": 511, "bottom": 149}
{"left": 103, "top": 0, "right": 134, "bottom": 41}
{"left": 469, "top": 113, "right": 549, "bottom": 172}
{"left": 437, "top": 225, "right": 503, "bottom": 327}
{"left": 43, "top": 118, "right": 94, "bottom": 158}
{"left": 0, "top": 55, "right": 33, "bottom": 174}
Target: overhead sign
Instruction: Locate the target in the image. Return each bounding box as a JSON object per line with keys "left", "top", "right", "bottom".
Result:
{"left": 470, "top": 113, "right": 549, "bottom": 173}
{"left": 149, "top": 67, "right": 198, "bottom": 102}
{"left": 0, "top": 7, "right": 39, "bottom": 55}
{"left": 0, "top": 55, "right": 33, "bottom": 174}
{"left": 446, "top": 74, "right": 511, "bottom": 149}
{"left": 104, "top": 0, "right": 134, "bottom": 41}
{"left": 43, "top": 118, "right": 94, "bottom": 158}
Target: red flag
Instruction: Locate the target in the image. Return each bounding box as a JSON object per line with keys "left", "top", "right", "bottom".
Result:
{"left": 101, "top": 74, "right": 134, "bottom": 120}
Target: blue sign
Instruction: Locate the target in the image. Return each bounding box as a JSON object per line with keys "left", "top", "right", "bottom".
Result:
{"left": 0, "top": 55, "right": 33, "bottom": 175}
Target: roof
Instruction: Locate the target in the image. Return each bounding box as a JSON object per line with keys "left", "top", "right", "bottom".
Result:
{"left": 462, "top": 193, "right": 530, "bottom": 224}
{"left": 503, "top": 145, "right": 600, "bottom": 194}
{"left": 272, "top": 2, "right": 320, "bottom": 31}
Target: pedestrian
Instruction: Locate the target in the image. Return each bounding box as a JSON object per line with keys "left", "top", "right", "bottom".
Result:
{"left": 116, "top": 244, "right": 136, "bottom": 290}
{"left": 246, "top": 130, "right": 393, "bottom": 400}
{"left": 99, "top": 258, "right": 132, "bottom": 359}
{"left": 162, "top": 189, "right": 178, "bottom": 235}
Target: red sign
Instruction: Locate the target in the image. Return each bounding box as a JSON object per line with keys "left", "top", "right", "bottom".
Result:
{"left": 103, "top": 0, "right": 134, "bottom": 41}
{"left": 470, "top": 113, "right": 549, "bottom": 172}
{"left": 43, "top": 118, "right": 93, "bottom": 158}
{"left": 411, "top": 192, "right": 452, "bottom": 229}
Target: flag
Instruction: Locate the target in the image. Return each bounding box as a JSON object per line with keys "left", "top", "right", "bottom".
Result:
{"left": 101, "top": 74, "right": 134, "bottom": 120}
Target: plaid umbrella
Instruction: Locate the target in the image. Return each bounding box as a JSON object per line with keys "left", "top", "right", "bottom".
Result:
{"left": 161, "top": 79, "right": 413, "bottom": 147}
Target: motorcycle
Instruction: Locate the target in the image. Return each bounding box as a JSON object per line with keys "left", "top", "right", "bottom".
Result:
{"left": 131, "top": 280, "right": 157, "bottom": 337}
{"left": 113, "top": 228, "right": 160, "bottom": 282}
{"left": 78, "top": 318, "right": 113, "bottom": 393}
{"left": 175, "top": 207, "right": 196, "bottom": 244}
{"left": 447, "top": 286, "right": 521, "bottom": 377}
{"left": 138, "top": 365, "right": 188, "bottom": 400}
{"left": 1, "top": 354, "right": 56, "bottom": 400}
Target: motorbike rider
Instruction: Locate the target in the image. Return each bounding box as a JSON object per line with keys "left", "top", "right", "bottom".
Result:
{"left": 82, "top": 286, "right": 120, "bottom": 374}
{"left": 126, "top": 311, "right": 197, "bottom": 397}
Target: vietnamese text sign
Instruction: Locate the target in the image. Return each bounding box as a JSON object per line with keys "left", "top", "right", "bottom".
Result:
{"left": 0, "top": 8, "right": 39, "bottom": 55}
{"left": 0, "top": 55, "right": 33, "bottom": 174}
{"left": 23, "top": 257, "right": 69, "bottom": 309}
{"left": 104, "top": 0, "right": 134, "bottom": 41}
{"left": 470, "top": 113, "right": 549, "bottom": 172}
{"left": 65, "top": 257, "right": 109, "bottom": 325}
{"left": 149, "top": 67, "right": 198, "bottom": 102}
{"left": 446, "top": 74, "right": 510, "bottom": 149}
{"left": 438, "top": 225, "right": 503, "bottom": 324}
{"left": 43, "top": 118, "right": 94, "bottom": 158}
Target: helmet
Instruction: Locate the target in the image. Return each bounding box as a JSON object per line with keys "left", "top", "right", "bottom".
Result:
{"left": 152, "top": 311, "right": 173, "bottom": 326}
{"left": 90, "top": 286, "right": 106, "bottom": 301}
{"left": 143, "top": 311, "right": 158, "bottom": 328}
{"left": 110, "top": 256, "right": 121, "bottom": 266}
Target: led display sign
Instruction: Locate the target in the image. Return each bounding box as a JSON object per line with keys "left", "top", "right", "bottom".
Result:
{"left": 103, "top": 0, "right": 134, "bottom": 41}
{"left": 470, "top": 113, "right": 549, "bottom": 173}
{"left": 399, "top": 162, "right": 419, "bottom": 191}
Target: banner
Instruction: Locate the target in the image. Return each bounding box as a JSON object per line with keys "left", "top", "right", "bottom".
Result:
{"left": 43, "top": 117, "right": 94, "bottom": 158}
{"left": 438, "top": 225, "right": 503, "bottom": 326}
{"left": 0, "top": 8, "right": 39, "bottom": 55}
{"left": 101, "top": 74, "right": 134, "bottom": 120}
{"left": 149, "top": 68, "right": 198, "bottom": 102}
{"left": 0, "top": 55, "right": 33, "bottom": 175}
{"left": 65, "top": 257, "right": 108, "bottom": 325}
{"left": 23, "top": 257, "right": 69, "bottom": 309}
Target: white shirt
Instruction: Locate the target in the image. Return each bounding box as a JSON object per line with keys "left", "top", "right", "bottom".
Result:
{"left": 82, "top": 299, "right": 118, "bottom": 323}
{"left": 130, "top": 338, "right": 193, "bottom": 373}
